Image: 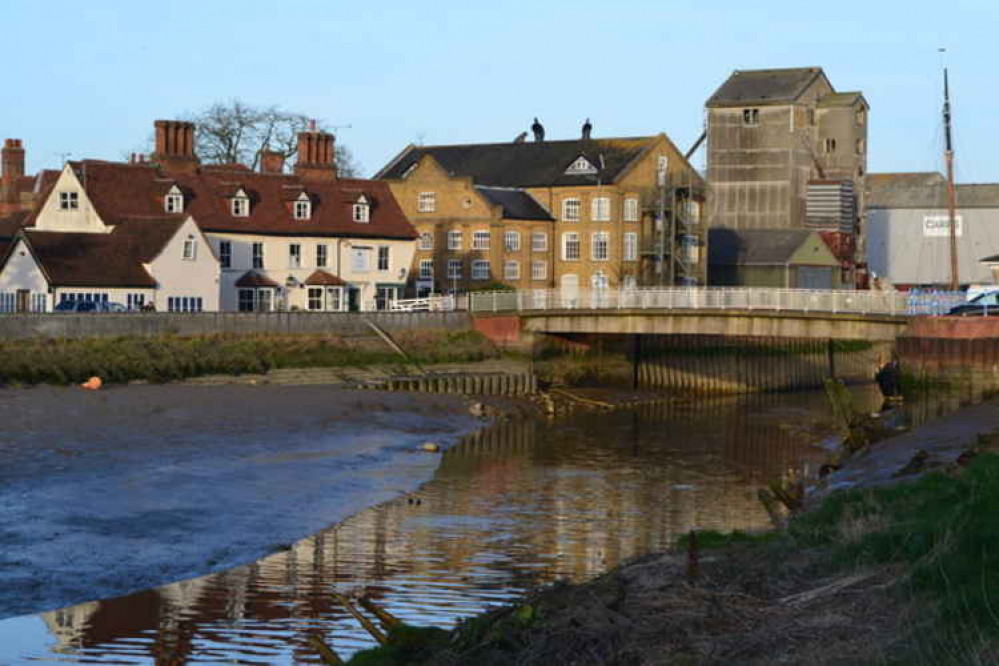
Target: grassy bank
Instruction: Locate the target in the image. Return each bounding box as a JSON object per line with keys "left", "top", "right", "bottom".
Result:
{"left": 340, "top": 453, "right": 999, "bottom": 665}
{"left": 0, "top": 330, "right": 497, "bottom": 386}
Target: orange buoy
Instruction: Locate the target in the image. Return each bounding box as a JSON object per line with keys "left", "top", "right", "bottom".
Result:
{"left": 80, "top": 376, "right": 103, "bottom": 390}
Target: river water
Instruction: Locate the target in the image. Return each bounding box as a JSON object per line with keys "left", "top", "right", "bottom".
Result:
{"left": 0, "top": 385, "right": 887, "bottom": 665}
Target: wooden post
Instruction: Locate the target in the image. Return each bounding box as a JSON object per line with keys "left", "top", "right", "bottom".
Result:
{"left": 632, "top": 334, "right": 641, "bottom": 390}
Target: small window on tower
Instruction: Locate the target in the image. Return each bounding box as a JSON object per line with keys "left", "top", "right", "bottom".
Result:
{"left": 743, "top": 109, "right": 760, "bottom": 126}
{"left": 824, "top": 138, "right": 837, "bottom": 154}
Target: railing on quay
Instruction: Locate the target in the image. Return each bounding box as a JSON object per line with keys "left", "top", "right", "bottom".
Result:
{"left": 469, "top": 288, "right": 964, "bottom": 317}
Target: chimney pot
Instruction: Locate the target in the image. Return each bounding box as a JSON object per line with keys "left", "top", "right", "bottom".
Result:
{"left": 260, "top": 149, "right": 285, "bottom": 174}
{"left": 295, "top": 127, "right": 337, "bottom": 182}
{"left": 153, "top": 120, "right": 198, "bottom": 173}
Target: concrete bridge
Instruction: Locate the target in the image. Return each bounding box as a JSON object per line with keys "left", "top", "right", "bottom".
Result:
{"left": 470, "top": 288, "right": 932, "bottom": 343}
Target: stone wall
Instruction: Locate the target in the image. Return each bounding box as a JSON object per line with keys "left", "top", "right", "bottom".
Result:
{"left": 0, "top": 311, "right": 472, "bottom": 341}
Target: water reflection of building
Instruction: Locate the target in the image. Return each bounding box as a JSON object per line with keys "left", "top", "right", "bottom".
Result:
{"left": 36, "top": 395, "right": 836, "bottom": 664}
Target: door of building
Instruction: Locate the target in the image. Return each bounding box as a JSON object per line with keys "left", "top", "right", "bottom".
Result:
{"left": 15, "top": 290, "right": 29, "bottom": 313}
{"left": 797, "top": 266, "right": 833, "bottom": 290}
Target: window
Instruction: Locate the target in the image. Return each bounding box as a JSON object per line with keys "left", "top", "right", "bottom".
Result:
{"left": 447, "top": 258, "right": 462, "bottom": 279}
{"left": 504, "top": 231, "right": 521, "bottom": 252}
{"left": 167, "top": 296, "right": 203, "bottom": 313}
{"left": 591, "top": 271, "right": 609, "bottom": 290}
{"left": 316, "top": 244, "right": 327, "bottom": 268}
{"left": 58, "top": 191, "right": 79, "bottom": 210}
{"left": 658, "top": 155, "right": 669, "bottom": 172}
{"left": 419, "top": 259, "right": 434, "bottom": 279}
{"left": 165, "top": 188, "right": 183, "bottom": 214}
{"left": 623, "top": 275, "right": 637, "bottom": 290}
{"left": 472, "top": 260, "right": 490, "bottom": 280}
{"left": 532, "top": 232, "right": 548, "bottom": 252}
{"left": 591, "top": 232, "right": 609, "bottom": 261}
{"left": 418, "top": 192, "right": 436, "bottom": 213}
{"left": 562, "top": 198, "right": 581, "bottom": 221}
{"left": 126, "top": 294, "right": 145, "bottom": 310}
{"left": 232, "top": 195, "right": 249, "bottom": 217}
{"left": 418, "top": 232, "right": 434, "bottom": 250}
{"left": 378, "top": 246, "right": 390, "bottom": 271}
{"left": 531, "top": 261, "right": 547, "bottom": 281}
{"left": 591, "top": 197, "right": 611, "bottom": 221}
{"left": 562, "top": 232, "right": 580, "bottom": 261}
{"left": 351, "top": 247, "right": 371, "bottom": 272}
{"left": 219, "top": 241, "right": 231, "bottom": 268}
{"left": 289, "top": 243, "right": 301, "bottom": 268}
{"left": 624, "top": 232, "right": 638, "bottom": 261}
{"left": 855, "top": 138, "right": 865, "bottom": 155}
{"left": 624, "top": 198, "right": 639, "bottom": 222}
{"left": 743, "top": 109, "right": 759, "bottom": 126}
{"left": 824, "top": 138, "right": 837, "bottom": 153}
{"left": 328, "top": 287, "right": 342, "bottom": 311}
{"left": 252, "top": 242, "right": 264, "bottom": 269}
{"left": 308, "top": 287, "right": 323, "bottom": 311}
{"left": 238, "top": 289, "right": 255, "bottom": 312}
{"left": 565, "top": 156, "right": 596, "bottom": 175}
{"left": 352, "top": 195, "right": 370, "bottom": 223}
{"left": 504, "top": 261, "right": 520, "bottom": 280}
{"left": 855, "top": 107, "right": 866, "bottom": 126}
{"left": 294, "top": 196, "right": 311, "bottom": 220}
{"left": 447, "top": 230, "right": 462, "bottom": 250}
{"left": 472, "top": 231, "right": 490, "bottom": 250}
{"left": 182, "top": 238, "right": 197, "bottom": 261}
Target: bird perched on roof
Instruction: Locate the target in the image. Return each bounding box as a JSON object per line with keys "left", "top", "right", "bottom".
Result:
{"left": 531, "top": 117, "right": 545, "bottom": 142}
{"left": 513, "top": 131, "right": 528, "bottom": 143}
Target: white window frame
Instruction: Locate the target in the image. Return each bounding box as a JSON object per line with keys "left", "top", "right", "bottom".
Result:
{"left": 182, "top": 238, "right": 197, "bottom": 261}
{"left": 591, "top": 232, "right": 609, "bottom": 261}
{"left": 294, "top": 197, "right": 312, "bottom": 220}
{"left": 317, "top": 243, "right": 327, "bottom": 268}
{"left": 562, "top": 232, "right": 580, "bottom": 261}
{"left": 218, "top": 241, "right": 231, "bottom": 268}
{"left": 377, "top": 246, "right": 390, "bottom": 271}
{"left": 232, "top": 196, "right": 250, "bottom": 217}
{"left": 471, "top": 259, "right": 490, "bottom": 281}
{"left": 418, "top": 191, "right": 436, "bottom": 213}
{"left": 418, "top": 232, "right": 434, "bottom": 250}
{"left": 419, "top": 259, "right": 434, "bottom": 279}
{"left": 307, "top": 287, "right": 324, "bottom": 311}
{"left": 352, "top": 197, "right": 370, "bottom": 223}
{"left": 623, "top": 198, "right": 639, "bottom": 222}
{"left": 504, "top": 231, "right": 521, "bottom": 252}
{"left": 447, "top": 258, "right": 462, "bottom": 279}
{"left": 59, "top": 191, "right": 79, "bottom": 211}
{"left": 591, "top": 197, "right": 611, "bottom": 222}
{"left": 165, "top": 189, "right": 183, "bottom": 214}
{"left": 503, "top": 260, "right": 520, "bottom": 280}
{"left": 562, "top": 198, "right": 581, "bottom": 222}
{"left": 472, "top": 231, "right": 491, "bottom": 250}
{"left": 624, "top": 232, "right": 638, "bottom": 262}
{"left": 447, "top": 230, "right": 462, "bottom": 251}
{"left": 252, "top": 242, "right": 264, "bottom": 269}
{"left": 531, "top": 260, "right": 547, "bottom": 281}
{"left": 531, "top": 231, "right": 548, "bottom": 252}
{"left": 289, "top": 243, "right": 301, "bottom": 268}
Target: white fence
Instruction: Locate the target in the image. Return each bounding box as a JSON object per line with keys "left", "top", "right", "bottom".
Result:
{"left": 469, "top": 288, "right": 963, "bottom": 317}
{"left": 389, "top": 295, "right": 458, "bottom": 312}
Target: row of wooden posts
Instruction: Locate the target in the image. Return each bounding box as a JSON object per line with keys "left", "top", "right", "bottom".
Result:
{"left": 355, "top": 372, "right": 538, "bottom": 396}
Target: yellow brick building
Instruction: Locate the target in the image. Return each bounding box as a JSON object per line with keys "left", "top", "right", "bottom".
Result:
{"left": 378, "top": 126, "right": 705, "bottom": 296}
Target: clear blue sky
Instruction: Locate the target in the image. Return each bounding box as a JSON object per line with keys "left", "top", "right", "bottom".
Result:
{"left": 3, "top": 0, "right": 994, "bottom": 181}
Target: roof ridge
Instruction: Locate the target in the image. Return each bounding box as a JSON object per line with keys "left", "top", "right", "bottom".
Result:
{"left": 415, "top": 135, "right": 657, "bottom": 150}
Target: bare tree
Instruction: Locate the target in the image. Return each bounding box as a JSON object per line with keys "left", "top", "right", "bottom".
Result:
{"left": 184, "top": 100, "right": 362, "bottom": 177}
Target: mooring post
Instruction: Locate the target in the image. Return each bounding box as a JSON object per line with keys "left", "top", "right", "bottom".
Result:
{"left": 827, "top": 338, "right": 836, "bottom": 380}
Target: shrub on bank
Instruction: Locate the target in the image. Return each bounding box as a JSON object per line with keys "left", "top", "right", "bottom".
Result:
{"left": 0, "top": 330, "right": 497, "bottom": 386}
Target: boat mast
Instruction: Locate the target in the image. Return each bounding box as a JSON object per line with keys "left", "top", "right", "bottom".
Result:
{"left": 943, "top": 64, "right": 959, "bottom": 290}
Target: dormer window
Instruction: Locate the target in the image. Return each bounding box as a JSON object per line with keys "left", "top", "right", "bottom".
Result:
{"left": 294, "top": 193, "right": 312, "bottom": 220}
{"left": 231, "top": 189, "right": 250, "bottom": 217}
{"left": 165, "top": 186, "right": 184, "bottom": 214}
{"left": 565, "top": 156, "right": 597, "bottom": 175}
{"left": 353, "top": 195, "right": 371, "bottom": 223}
{"left": 58, "top": 191, "right": 79, "bottom": 211}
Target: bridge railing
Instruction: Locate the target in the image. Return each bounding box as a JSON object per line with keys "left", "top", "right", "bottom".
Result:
{"left": 469, "top": 288, "right": 951, "bottom": 316}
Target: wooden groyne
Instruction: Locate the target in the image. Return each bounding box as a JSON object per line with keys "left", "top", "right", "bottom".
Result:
{"left": 355, "top": 372, "right": 538, "bottom": 396}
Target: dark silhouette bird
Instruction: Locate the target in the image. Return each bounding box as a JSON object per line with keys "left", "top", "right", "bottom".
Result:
{"left": 531, "top": 117, "right": 545, "bottom": 142}
{"left": 513, "top": 131, "right": 528, "bottom": 143}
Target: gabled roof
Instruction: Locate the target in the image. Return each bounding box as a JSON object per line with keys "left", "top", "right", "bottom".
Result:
{"left": 20, "top": 230, "right": 161, "bottom": 287}
{"left": 706, "top": 67, "right": 828, "bottom": 108}
{"left": 377, "top": 136, "right": 660, "bottom": 187}
{"left": 475, "top": 186, "right": 554, "bottom": 221}
{"left": 36, "top": 159, "right": 416, "bottom": 240}
{"left": 817, "top": 91, "right": 867, "bottom": 108}
{"left": 708, "top": 228, "right": 817, "bottom": 265}
{"left": 235, "top": 270, "right": 279, "bottom": 288}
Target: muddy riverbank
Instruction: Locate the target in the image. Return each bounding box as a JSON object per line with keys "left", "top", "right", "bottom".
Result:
{"left": 0, "top": 383, "right": 485, "bottom": 619}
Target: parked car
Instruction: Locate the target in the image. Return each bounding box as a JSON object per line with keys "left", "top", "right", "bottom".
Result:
{"left": 947, "top": 290, "right": 999, "bottom": 316}
{"left": 54, "top": 300, "right": 129, "bottom": 313}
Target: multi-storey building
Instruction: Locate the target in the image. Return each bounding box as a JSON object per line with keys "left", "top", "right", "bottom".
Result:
{"left": 377, "top": 122, "right": 706, "bottom": 295}
{"left": 0, "top": 120, "right": 417, "bottom": 312}
{"left": 705, "top": 67, "right": 869, "bottom": 286}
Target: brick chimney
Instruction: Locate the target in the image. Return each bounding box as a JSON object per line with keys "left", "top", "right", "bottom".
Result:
{"left": 152, "top": 120, "right": 198, "bottom": 173}
{"left": 294, "top": 124, "right": 337, "bottom": 182}
{"left": 260, "top": 148, "right": 285, "bottom": 174}
{"left": 1, "top": 139, "right": 25, "bottom": 208}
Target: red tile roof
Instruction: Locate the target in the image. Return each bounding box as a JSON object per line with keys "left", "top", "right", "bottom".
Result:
{"left": 0, "top": 211, "right": 30, "bottom": 239}
{"left": 304, "top": 269, "right": 346, "bottom": 286}
{"left": 21, "top": 231, "right": 159, "bottom": 287}
{"left": 235, "top": 270, "right": 280, "bottom": 288}
{"left": 48, "top": 160, "right": 416, "bottom": 240}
